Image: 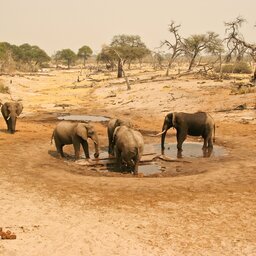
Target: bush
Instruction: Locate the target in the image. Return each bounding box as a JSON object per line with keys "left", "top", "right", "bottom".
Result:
{"left": 216, "top": 62, "right": 252, "bottom": 74}
{"left": 0, "top": 82, "right": 10, "bottom": 94}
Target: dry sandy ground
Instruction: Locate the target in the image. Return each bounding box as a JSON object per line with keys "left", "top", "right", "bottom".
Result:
{"left": 0, "top": 68, "right": 256, "bottom": 255}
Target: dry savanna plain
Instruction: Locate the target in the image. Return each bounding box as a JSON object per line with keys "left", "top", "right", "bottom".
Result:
{"left": 0, "top": 66, "right": 256, "bottom": 255}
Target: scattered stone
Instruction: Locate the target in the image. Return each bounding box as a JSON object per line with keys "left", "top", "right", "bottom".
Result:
{"left": 0, "top": 228, "right": 17, "bottom": 239}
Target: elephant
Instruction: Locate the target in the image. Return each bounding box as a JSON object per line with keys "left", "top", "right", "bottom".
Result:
{"left": 52, "top": 121, "right": 99, "bottom": 160}
{"left": 113, "top": 126, "right": 144, "bottom": 175}
{"left": 107, "top": 118, "right": 132, "bottom": 155}
{"left": 1, "top": 101, "right": 23, "bottom": 133}
{"left": 157, "top": 112, "right": 215, "bottom": 154}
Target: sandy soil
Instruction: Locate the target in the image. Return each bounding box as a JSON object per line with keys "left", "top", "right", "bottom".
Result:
{"left": 0, "top": 68, "right": 256, "bottom": 255}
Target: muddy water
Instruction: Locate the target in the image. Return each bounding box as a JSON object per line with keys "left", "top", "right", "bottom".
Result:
{"left": 144, "top": 142, "right": 227, "bottom": 159}
{"left": 75, "top": 143, "right": 227, "bottom": 177}
{"left": 58, "top": 115, "right": 110, "bottom": 122}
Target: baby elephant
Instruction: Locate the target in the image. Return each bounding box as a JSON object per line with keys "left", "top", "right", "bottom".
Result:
{"left": 52, "top": 121, "right": 99, "bottom": 159}
{"left": 113, "top": 126, "right": 144, "bottom": 175}
{"left": 107, "top": 118, "right": 133, "bottom": 156}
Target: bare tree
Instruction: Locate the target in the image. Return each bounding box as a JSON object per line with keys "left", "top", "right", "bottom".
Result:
{"left": 225, "top": 17, "right": 256, "bottom": 82}
{"left": 161, "top": 21, "right": 184, "bottom": 76}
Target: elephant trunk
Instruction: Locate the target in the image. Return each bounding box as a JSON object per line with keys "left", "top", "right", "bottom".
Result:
{"left": 9, "top": 114, "right": 17, "bottom": 133}
{"left": 91, "top": 133, "right": 99, "bottom": 158}
{"left": 161, "top": 124, "right": 169, "bottom": 153}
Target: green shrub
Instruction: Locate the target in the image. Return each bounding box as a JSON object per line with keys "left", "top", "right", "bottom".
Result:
{"left": 216, "top": 62, "right": 252, "bottom": 74}
{"left": 0, "top": 83, "right": 10, "bottom": 94}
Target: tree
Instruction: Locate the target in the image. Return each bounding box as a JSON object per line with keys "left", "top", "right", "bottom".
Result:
{"left": 183, "top": 32, "right": 223, "bottom": 71}
{"left": 98, "top": 34, "right": 150, "bottom": 78}
{"left": 161, "top": 21, "right": 185, "bottom": 76}
{"left": 0, "top": 42, "right": 50, "bottom": 72}
{"left": 15, "top": 44, "right": 50, "bottom": 70}
{"left": 0, "top": 42, "right": 14, "bottom": 72}
{"left": 225, "top": 17, "right": 256, "bottom": 82}
{"left": 152, "top": 52, "right": 165, "bottom": 69}
{"left": 96, "top": 45, "right": 116, "bottom": 70}
{"left": 225, "top": 17, "right": 256, "bottom": 61}
{"left": 56, "top": 49, "right": 77, "bottom": 69}
{"left": 77, "top": 45, "right": 93, "bottom": 67}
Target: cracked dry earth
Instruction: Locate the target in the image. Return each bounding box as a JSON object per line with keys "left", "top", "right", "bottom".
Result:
{"left": 0, "top": 69, "right": 256, "bottom": 255}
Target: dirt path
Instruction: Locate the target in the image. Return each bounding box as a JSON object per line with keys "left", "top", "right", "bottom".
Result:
{"left": 0, "top": 70, "right": 256, "bottom": 255}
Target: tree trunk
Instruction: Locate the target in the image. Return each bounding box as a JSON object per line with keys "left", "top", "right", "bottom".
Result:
{"left": 251, "top": 66, "right": 256, "bottom": 85}
{"left": 165, "top": 60, "right": 173, "bottom": 76}
{"left": 117, "top": 59, "right": 123, "bottom": 78}
{"left": 219, "top": 54, "right": 223, "bottom": 79}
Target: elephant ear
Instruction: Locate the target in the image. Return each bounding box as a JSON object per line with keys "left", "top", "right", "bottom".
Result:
{"left": 76, "top": 123, "right": 88, "bottom": 141}
{"left": 16, "top": 102, "right": 23, "bottom": 116}
{"left": 112, "top": 126, "right": 120, "bottom": 144}
{"left": 2, "top": 103, "right": 10, "bottom": 117}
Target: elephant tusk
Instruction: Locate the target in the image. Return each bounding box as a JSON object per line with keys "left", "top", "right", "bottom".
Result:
{"left": 149, "top": 129, "right": 167, "bottom": 137}
{"left": 7, "top": 116, "right": 11, "bottom": 120}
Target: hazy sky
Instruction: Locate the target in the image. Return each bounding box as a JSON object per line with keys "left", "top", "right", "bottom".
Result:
{"left": 0, "top": 0, "right": 255, "bottom": 55}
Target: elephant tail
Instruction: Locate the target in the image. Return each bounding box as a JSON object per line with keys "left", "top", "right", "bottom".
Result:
{"left": 50, "top": 131, "right": 54, "bottom": 145}
{"left": 213, "top": 123, "right": 216, "bottom": 143}
{"left": 208, "top": 113, "right": 215, "bottom": 143}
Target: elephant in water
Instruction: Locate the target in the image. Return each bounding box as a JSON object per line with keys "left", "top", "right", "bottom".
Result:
{"left": 52, "top": 121, "right": 99, "bottom": 160}
{"left": 1, "top": 101, "right": 23, "bottom": 133}
{"left": 113, "top": 126, "right": 144, "bottom": 175}
{"left": 156, "top": 112, "right": 215, "bottom": 154}
{"left": 107, "top": 118, "right": 133, "bottom": 156}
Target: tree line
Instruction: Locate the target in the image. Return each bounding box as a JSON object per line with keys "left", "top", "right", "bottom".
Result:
{"left": 0, "top": 17, "right": 255, "bottom": 79}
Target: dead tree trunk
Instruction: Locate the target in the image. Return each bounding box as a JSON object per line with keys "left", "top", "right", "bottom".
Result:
{"left": 117, "top": 59, "right": 123, "bottom": 78}
{"left": 114, "top": 50, "right": 131, "bottom": 90}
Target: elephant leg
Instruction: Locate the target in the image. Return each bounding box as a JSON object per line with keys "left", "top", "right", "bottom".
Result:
{"left": 133, "top": 162, "right": 139, "bottom": 175}
{"left": 59, "top": 145, "right": 65, "bottom": 158}
{"left": 116, "top": 149, "right": 122, "bottom": 171}
{"left": 73, "top": 142, "right": 81, "bottom": 160}
{"left": 54, "top": 138, "right": 65, "bottom": 158}
{"left": 81, "top": 140, "right": 90, "bottom": 159}
{"left": 202, "top": 136, "right": 208, "bottom": 149}
{"left": 176, "top": 130, "right": 187, "bottom": 152}
{"left": 207, "top": 136, "right": 213, "bottom": 148}
{"left": 5, "top": 119, "right": 11, "bottom": 132}
{"left": 108, "top": 134, "right": 113, "bottom": 155}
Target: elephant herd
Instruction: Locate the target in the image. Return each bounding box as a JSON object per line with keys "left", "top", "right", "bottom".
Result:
{"left": 0, "top": 101, "right": 215, "bottom": 175}
{"left": 51, "top": 113, "right": 215, "bottom": 175}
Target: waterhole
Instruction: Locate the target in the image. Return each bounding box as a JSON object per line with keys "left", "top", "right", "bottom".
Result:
{"left": 144, "top": 142, "right": 227, "bottom": 159}
{"left": 57, "top": 114, "right": 110, "bottom": 122}
{"left": 74, "top": 142, "right": 227, "bottom": 177}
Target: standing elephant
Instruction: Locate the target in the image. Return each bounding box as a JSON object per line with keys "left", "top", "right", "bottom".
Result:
{"left": 107, "top": 118, "right": 132, "bottom": 155}
{"left": 157, "top": 112, "right": 215, "bottom": 153}
{"left": 52, "top": 121, "right": 99, "bottom": 160}
{"left": 113, "top": 126, "right": 144, "bottom": 175}
{"left": 1, "top": 101, "right": 23, "bottom": 133}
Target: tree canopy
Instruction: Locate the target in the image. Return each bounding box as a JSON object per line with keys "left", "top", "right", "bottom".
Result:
{"left": 77, "top": 45, "right": 93, "bottom": 67}
{"left": 0, "top": 42, "right": 50, "bottom": 72}
{"left": 98, "top": 34, "right": 150, "bottom": 77}
{"left": 55, "top": 49, "right": 77, "bottom": 69}
{"left": 183, "top": 32, "right": 223, "bottom": 70}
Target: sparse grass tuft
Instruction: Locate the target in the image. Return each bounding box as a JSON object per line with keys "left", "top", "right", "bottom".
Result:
{"left": 216, "top": 62, "right": 252, "bottom": 74}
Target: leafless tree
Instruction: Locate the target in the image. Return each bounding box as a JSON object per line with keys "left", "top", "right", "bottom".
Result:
{"left": 161, "top": 21, "right": 184, "bottom": 76}
{"left": 225, "top": 17, "right": 256, "bottom": 82}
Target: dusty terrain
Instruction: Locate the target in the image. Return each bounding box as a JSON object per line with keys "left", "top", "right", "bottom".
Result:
{"left": 0, "top": 67, "right": 256, "bottom": 255}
